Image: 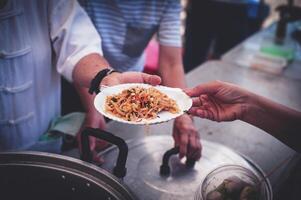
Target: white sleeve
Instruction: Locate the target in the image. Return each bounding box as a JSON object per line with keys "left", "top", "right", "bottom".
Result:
{"left": 48, "top": 0, "right": 102, "bottom": 82}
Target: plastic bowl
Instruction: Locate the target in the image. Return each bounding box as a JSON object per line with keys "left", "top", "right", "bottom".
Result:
{"left": 195, "top": 165, "right": 271, "bottom": 200}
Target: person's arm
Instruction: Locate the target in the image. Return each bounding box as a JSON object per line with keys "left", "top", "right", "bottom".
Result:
{"left": 73, "top": 55, "right": 162, "bottom": 163}
{"left": 185, "top": 81, "right": 301, "bottom": 152}
{"left": 49, "top": 1, "right": 161, "bottom": 87}
{"left": 158, "top": 46, "right": 185, "bottom": 87}
{"left": 157, "top": 0, "right": 184, "bottom": 88}
{"left": 72, "top": 54, "right": 109, "bottom": 87}
{"left": 156, "top": 0, "right": 201, "bottom": 160}
{"left": 73, "top": 54, "right": 111, "bottom": 162}
{"left": 242, "top": 91, "right": 301, "bottom": 152}
{"left": 48, "top": 1, "right": 161, "bottom": 161}
{"left": 157, "top": 45, "right": 201, "bottom": 160}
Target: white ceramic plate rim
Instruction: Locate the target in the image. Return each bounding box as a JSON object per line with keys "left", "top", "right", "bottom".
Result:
{"left": 94, "top": 83, "right": 192, "bottom": 125}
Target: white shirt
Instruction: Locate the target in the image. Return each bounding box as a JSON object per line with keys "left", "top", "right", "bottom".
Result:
{"left": 0, "top": 0, "right": 102, "bottom": 150}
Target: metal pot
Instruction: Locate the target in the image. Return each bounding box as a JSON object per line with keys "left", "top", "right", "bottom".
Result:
{"left": 0, "top": 128, "right": 136, "bottom": 200}
{"left": 95, "top": 132, "right": 272, "bottom": 200}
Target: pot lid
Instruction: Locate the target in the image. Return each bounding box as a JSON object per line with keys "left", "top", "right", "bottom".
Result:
{"left": 99, "top": 135, "right": 272, "bottom": 200}
{"left": 0, "top": 151, "right": 136, "bottom": 200}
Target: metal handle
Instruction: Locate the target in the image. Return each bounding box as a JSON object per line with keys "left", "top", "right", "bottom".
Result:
{"left": 275, "top": 3, "right": 301, "bottom": 43}
{"left": 159, "top": 146, "right": 196, "bottom": 176}
{"left": 80, "top": 128, "right": 128, "bottom": 178}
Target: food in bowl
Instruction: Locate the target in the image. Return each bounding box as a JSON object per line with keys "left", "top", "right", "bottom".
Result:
{"left": 197, "top": 165, "right": 270, "bottom": 200}
{"left": 206, "top": 176, "right": 259, "bottom": 200}
{"left": 105, "top": 86, "right": 180, "bottom": 122}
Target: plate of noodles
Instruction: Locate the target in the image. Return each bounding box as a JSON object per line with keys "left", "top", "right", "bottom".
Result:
{"left": 94, "top": 83, "right": 192, "bottom": 125}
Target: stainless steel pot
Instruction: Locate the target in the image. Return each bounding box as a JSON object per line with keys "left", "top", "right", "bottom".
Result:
{"left": 0, "top": 128, "right": 136, "bottom": 200}
{"left": 96, "top": 133, "right": 273, "bottom": 200}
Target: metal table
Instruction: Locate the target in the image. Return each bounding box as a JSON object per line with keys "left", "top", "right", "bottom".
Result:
{"left": 105, "top": 60, "right": 301, "bottom": 195}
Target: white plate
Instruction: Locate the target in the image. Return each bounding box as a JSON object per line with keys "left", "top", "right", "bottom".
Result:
{"left": 94, "top": 83, "right": 192, "bottom": 125}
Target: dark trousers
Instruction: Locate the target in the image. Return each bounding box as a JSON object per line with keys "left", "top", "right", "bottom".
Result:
{"left": 183, "top": 0, "right": 268, "bottom": 72}
{"left": 61, "top": 78, "right": 83, "bottom": 115}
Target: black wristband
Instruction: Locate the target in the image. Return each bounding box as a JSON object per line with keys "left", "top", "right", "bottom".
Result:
{"left": 88, "top": 68, "right": 119, "bottom": 95}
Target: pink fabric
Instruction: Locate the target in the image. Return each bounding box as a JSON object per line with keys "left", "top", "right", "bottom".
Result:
{"left": 144, "top": 40, "right": 159, "bottom": 74}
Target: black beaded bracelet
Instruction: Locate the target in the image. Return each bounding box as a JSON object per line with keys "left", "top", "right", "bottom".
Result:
{"left": 88, "top": 68, "right": 119, "bottom": 95}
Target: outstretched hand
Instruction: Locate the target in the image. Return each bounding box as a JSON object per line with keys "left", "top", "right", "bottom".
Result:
{"left": 184, "top": 81, "right": 252, "bottom": 122}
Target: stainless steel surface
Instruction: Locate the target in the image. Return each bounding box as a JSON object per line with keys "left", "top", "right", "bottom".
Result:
{"left": 104, "top": 59, "right": 301, "bottom": 195}
{"left": 99, "top": 136, "right": 272, "bottom": 200}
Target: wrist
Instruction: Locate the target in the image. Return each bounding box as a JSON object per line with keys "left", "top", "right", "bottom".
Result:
{"left": 176, "top": 113, "right": 193, "bottom": 121}
{"left": 89, "top": 68, "right": 120, "bottom": 95}
{"left": 175, "top": 113, "right": 194, "bottom": 126}
{"left": 240, "top": 92, "right": 264, "bottom": 123}
{"left": 84, "top": 111, "right": 105, "bottom": 126}
{"left": 100, "top": 70, "right": 121, "bottom": 85}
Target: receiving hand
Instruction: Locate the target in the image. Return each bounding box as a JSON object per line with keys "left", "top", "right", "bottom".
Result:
{"left": 184, "top": 81, "right": 251, "bottom": 122}
{"left": 101, "top": 71, "right": 161, "bottom": 86}
{"left": 172, "top": 114, "right": 202, "bottom": 160}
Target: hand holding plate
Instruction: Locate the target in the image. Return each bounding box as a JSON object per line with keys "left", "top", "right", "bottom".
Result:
{"left": 101, "top": 72, "right": 161, "bottom": 87}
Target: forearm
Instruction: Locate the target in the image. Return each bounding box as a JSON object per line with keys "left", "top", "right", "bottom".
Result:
{"left": 72, "top": 53, "right": 109, "bottom": 126}
{"left": 158, "top": 46, "right": 186, "bottom": 88}
{"left": 243, "top": 93, "right": 301, "bottom": 152}
{"left": 74, "top": 83, "right": 97, "bottom": 112}
{"left": 72, "top": 53, "right": 110, "bottom": 88}
{"left": 159, "top": 62, "right": 186, "bottom": 88}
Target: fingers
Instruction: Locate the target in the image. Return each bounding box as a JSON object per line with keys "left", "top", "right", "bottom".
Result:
{"left": 189, "top": 95, "right": 211, "bottom": 119}
{"left": 76, "top": 113, "right": 107, "bottom": 156}
{"left": 101, "top": 72, "right": 121, "bottom": 86}
{"left": 179, "top": 132, "right": 188, "bottom": 159}
{"left": 192, "top": 97, "right": 202, "bottom": 107}
{"left": 172, "top": 117, "right": 188, "bottom": 159}
{"left": 89, "top": 136, "right": 96, "bottom": 151}
{"left": 188, "top": 107, "right": 207, "bottom": 118}
{"left": 190, "top": 107, "right": 218, "bottom": 121}
{"left": 94, "top": 139, "right": 111, "bottom": 151}
{"left": 174, "top": 128, "right": 202, "bottom": 160}
{"left": 189, "top": 107, "right": 219, "bottom": 122}
{"left": 184, "top": 81, "right": 223, "bottom": 97}
{"left": 189, "top": 93, "right": 222, "bottom": 122}
{"left": 187, "top": 132, "right": 202, "bottom": 160}
{"left": 140, "top": 73, "right": 161, "bottom": 86}
{"left": 119, "top": 72, "right": 161, "bottom": 86}
{"left": 191, "top": 95, "right": 209, "bottom": 107}
{"left": 92, "top": 151, "right": 105, "bottom": 165}
{"left": 172, "top": 127, "right": 180, "bottom": 146}
{"left": 173, "top": 115, "right": 202, "bottom": 159}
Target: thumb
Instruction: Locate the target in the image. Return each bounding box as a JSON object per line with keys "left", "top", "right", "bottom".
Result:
{"left": 119, "top": 72, "right": 161, "bottom": 86}
{"left": 184, "top": 81, "right": 222, "bottom": 97}
{"left": 89, "top": 136, "right": 96, "bottom": 151}
{"left": 140, "top": 73, "right": 161, "bottom": 86}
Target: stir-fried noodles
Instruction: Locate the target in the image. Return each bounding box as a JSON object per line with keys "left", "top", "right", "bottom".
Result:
{"left": 105, "top": 86, "right": 180, "bottom": 121}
